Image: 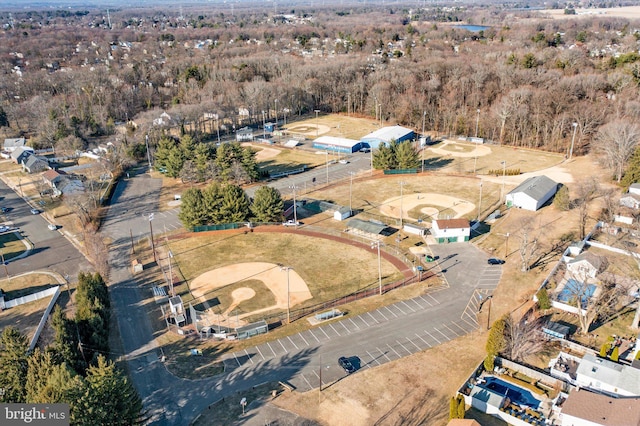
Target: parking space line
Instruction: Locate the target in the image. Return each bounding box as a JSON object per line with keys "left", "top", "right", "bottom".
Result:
{"left": 451, "top": 321, "right": 469, "bottom": 334}
{"left": 387, "top": 343, "right": 402, "bottom": 358}
{"left": 244, "top": 349, "right": 255, "bottom": 364}
{"left": 366, "top": 350, "right": 380, "bottom": 366}
{"left": 367, "top": 312, "right": 380, "bottom": 324}
{"left": 319, "top": 327, "right": 331, "bottom": 339}
{"left": 287, "top": 336, "right": 299, "bottom": 350}
{"left": 329, "top": 323, "right": 341, "bottom": 336}
{"left": 348, "top": 318, "right": 361, "bottom": 329}
{"left": 417, "top": 295, "right": 433, "bottom": 306}
{"left": 279, "top": 340, "right": 288, "bottom": 353}
{"left": 378, "top": 347, "right": 391, "bottom": 362}
{"left": 424, "top": 329, "right": 440, "bottom": 344}
{"left": 400, "top": 300, "right": 415, "bottom": 312}
{"left": 267, "top": 342, "right": 277, "bottom": 357}
{"left": 434, "top": 326, "right": 450, "bottom": 341}
{"left": 416, "top": 333, "right": 431, "bottom": 348}
{"left": 394, "top": 303, "right": 407, "bottom": 315}
{"left": 233, "top": 353, "right": 241, "bottom": 367}
{"left": 377, "top": 308, "right": 389, "bottom": 321}
{"left": 298, "top": 333, "right": 310, "bottom": 346}
{"left": 339, "top": 321, "right": 351, "bottom": 334}
{"left": 256, "top": 346, "right": 266, "bottom": 361}
{"left": 443, "top": 323, "right": 461, "bottom": 337}
{"left": 383, "top": 306, "right": 399, "bottom": 317}
{"left": 461, "top": 316, "right": 479, "bottom": 328}
{"left": 409, "top": 298, "right": 424, "bottom": 310}
{"left": 408, "top": 337, "right": 422, "bottom": 351}
{"left": 396, "top": 340, "right": 412, "bottom": 355}
{"left": 425, "top": 293, "right": 439, "bottom": 304}
{"left": 308, "top": 329, "right": 321, "bottom": 343}
{"left": 302, "top": 374, "right": 314, "bottom": 391}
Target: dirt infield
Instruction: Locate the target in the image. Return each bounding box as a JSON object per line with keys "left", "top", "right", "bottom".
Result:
{"left": 190, "top": 262, "right": 312, "bottom": 324}
{"left": 379, "top": 192, "right": 475, "bottom": 223}
{"left": 430, "top": 140, "right": 492, "bottom": 158}
{"left": 243, "top": 143, "right": 282, "bottom": 161}
{"left": 286, "top": 123, "right": 331, "bottom": 138}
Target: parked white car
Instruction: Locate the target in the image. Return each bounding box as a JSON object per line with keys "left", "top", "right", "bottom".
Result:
{"left": 282, "top": 220, "right": 301, "bottom": 227}
{"left": 48, "top": 224, "right": 57, "bottom": 231}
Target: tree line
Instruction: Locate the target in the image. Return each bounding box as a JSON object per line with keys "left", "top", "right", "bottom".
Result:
{"left": 0, "top": 272, "right": 143, "bottom": 424}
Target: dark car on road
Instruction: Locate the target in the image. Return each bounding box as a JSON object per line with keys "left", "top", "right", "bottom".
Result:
{"left": 487, "top": 258, "right": 505, "bottom": 265}
{"left": 338, "top": 357, "right": 356, "bottom": 374}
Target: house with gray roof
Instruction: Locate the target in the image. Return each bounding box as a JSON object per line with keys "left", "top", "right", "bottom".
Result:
{"left": 22, "top": 155, "right": 49, "bottom": 174}
{"left": 10, "top": 146, "right": 34, "bottom": 164}
{"left": 567, "top": 252, "right": 608, "bottom": 279}
{"left": 575, "top": 353, "right": 640, "bottom": 397}
{"left": 3, "top": 137, "right": 26, "bottom": 152}
{"left": 505, "top": 175, "right": 558, "bottom": 211}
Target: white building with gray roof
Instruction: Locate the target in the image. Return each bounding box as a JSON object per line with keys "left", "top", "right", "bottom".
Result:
{"left": 575, "top": 353, "right": 640, "bottom": 397}
{"left": 505, "top": 175, "right": 558, "bottom": 211}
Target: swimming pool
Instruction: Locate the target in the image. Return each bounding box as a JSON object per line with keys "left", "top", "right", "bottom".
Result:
{"left": 476, "top": 376, "right": 540, "bottom": 409}
{"left": 557, "top": 279, "right": 596, "bottom": 308}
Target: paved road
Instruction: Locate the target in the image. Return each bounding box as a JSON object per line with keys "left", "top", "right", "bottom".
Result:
{"left": 0, "top": 179, "right": 90, "bottom": 280}
{"left": 105, "top": 167, "right": 502, "bottom": 425}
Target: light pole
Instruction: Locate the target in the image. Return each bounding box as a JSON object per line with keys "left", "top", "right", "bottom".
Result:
{"left": 349, "top": 172, "right": 355, "bottom": 215}
{"left": 145, "top": 134, "right": 152, "bottom": 173}
{"left": 262, "top": 111, "right": 266, "bottom": 139}
{"left": 148, "top": 213, "right": 157, "bottom": 263}
{"left": 314, "top": 109, "right": 320, "bottom": 137}
{"left": 378, "top": 104, "right": 382, "bottom": 127}
{"left": 399, "top": 181, "right": 406, "bottom": 229}
{"left": 569, "top": 122, "right": 578, "bottom": 160}
{"left": 371, "top": 241, "right": 383, "bottom": 295}
{"left": 289, "top": 185, "right": 298, "bottom": 226}
{"left": 500, "top": 160, "right": 506, "bottom": 202}
{"left": 274, "top": 99, "right": 278, "bottom": 126}
{"left": 477, "top": 180, "right": 483, "bottom": 222}
{"left": 421, "top": 110, "right": 426, "bottom": 138}
{"left": 475, "top": 108, "right": 480, "bottom": 138}
{"left": 374, "top": 96, "right": 378, "bottom": 121}
{"left": 280, "top": 266, "right": 292, "bottom": 323}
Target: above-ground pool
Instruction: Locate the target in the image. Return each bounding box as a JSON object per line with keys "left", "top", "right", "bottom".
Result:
{"left": 476, "top": 376, "right": 540, "bottom": 409}
{"left": 557, "top": 279, "right": 596, "bottom": 308}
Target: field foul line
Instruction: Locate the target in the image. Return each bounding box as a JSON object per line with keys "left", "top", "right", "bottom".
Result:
{"left": 287, "top": 336, "right": 299, "bottom": 350}
{"left": 245, "top": 349, "right": 254, "bottom": 364}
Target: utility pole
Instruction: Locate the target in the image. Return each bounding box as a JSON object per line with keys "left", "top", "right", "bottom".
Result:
{"left": 477, "top": 180, "right": 483, "bottom": 222}
{"left": 569, "top": 122, "right": 578, "bottom": 160}
{"left": 500, "top": 161, "right": 506, "bottom": 202}
{"left": 148, "top": 213, "right": 156, "bottom": 263}
{"left": 349, "top": 172, "right": 355, "bottom": 215}
{"left": 475, "top": 108, "right": 480, "bottom": 138}
{"left": 145, "top": 134, "right": 152, "bottom": 173}
{"left": 289, "top": 185, "right": 298, "bottom": 226}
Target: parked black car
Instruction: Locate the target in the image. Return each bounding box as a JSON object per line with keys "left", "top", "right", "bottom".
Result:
{"left": 487, "top": 258, "right": 505, "bottom": 265}
{"left": 338, "top": 357, "right": 356, "bottom": 374}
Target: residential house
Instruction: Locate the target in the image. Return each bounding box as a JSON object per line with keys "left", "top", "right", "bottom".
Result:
{"left": 10, "top": 146, "right": 34, "bottom": 164}
{"left": 567, "top": 253, "right": 608, "bottom": 279}
{"left": 236, "top": 127, "right": 254, "bottom": 142}
{"left": 560, "top": 388, "right": 640, "bottom": 426}
{"left": 620, "top": 193, "right": 640, "bottom": 209}
{"left": 431, "top": 219, "right": 470, "bottom": 243}
{"left": 3, "top": 137, "right": 26, "bottom": 152}
{"left": 629, "top": 183, "right": 640, "bottom": 195}
{"left": 22, "top": 155, "right": 49, "bottom": 174}
{"left": 42, "top": 169, "right": 63, "bottom": 188}
{"left": 575, "top": 353, "right": 640, "bottom": 397}
{"left": 505, "top": 175, "right": 558, "bottom": 211}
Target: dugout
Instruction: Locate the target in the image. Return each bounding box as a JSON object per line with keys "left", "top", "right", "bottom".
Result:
{"left": 236, "top": 320, "right": 268, "bottom": 340}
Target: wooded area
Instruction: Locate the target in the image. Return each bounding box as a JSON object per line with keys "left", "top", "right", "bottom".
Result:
{"left": 1, "top": 3, "right": 640, "bottom": 178}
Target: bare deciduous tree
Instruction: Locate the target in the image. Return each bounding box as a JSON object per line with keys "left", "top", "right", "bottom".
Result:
{"left": 594, "top": 120, "right": 640, "bottom": 182}
{"left": 516, "top": 217, "right": 540, "bottom": 272}
{"left": 503, "top": 311, "right": 547, "bottom": 362}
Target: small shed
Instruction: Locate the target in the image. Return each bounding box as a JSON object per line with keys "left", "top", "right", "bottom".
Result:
{"left": 132, "top": 259, "right": 143, "bottom": 273}
{"left": 236, "top": 320, "right": 268, "bottom": 340}
{"left": 236, "top": 127, "right": 254, "bottom": 142}
{"left": 505, "top": 175, "right": 558, "bottom": 211}
{"left": 542, "top": 321, "right": 571, "bottom": 339}
{"left": 431, "top": 219, "right": 470, "bottom": 243}
{"left": 346, "top": 218, "right": 388, "bottom": 239}
{"left": 333, "top": 206, "right": 352, "bottom": 221}
{"left": 168, "top": 296, "right": 186, "bottom": 325}
{"left": 403, "top": 223, "right": 427, "bottom": 237}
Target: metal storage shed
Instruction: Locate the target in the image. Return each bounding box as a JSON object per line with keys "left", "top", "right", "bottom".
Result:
{"left": 360, "top": 125, "right": 415, "bottom": 149}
